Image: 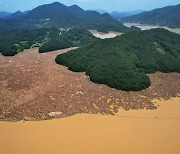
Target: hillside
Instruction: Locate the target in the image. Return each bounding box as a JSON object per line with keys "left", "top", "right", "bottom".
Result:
{"left": 56, "top": 28, "right": 180, "bottom": 91}
{"left": 0, "top": 28, "right": 95, "bottom": 56}
{"left": 110, "top": 10, "right": 144, "bottom": 19}
{"left": 0, "top": 11, "right": 12, "bottom": 18}
{"left": 123, "top": 4, "right": 180, "bottom": 28}
{"left": 0, "top": 28, "right": 50, "bottom": 56}
{"left": 6, "top": 11, "right": 24, "bottom": 19}
{"left": 93, "top": 9, "right": 107, "bottom": 14}
{"left": 39, "top": 28, "right": 96, "bottom": 53}
{"left": 0, "top": 2, "right": 137, "bottom": 32}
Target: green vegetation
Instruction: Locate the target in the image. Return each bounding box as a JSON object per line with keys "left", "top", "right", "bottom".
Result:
{"left": 39, "top": 28, "right": 96, "bottom": 53}
{"left": 96, "top": 25, "right": 140, "bottom": 33}
{"left": 154, "top": 42, "right": 165, "bottom": 54}
{"left": 123, "top": 4, "right": 180, "bottom": 28}
{"left": 56, "top": 28, "right": 180, "bottom": 91}
{"left": 0, "top": 28, "right": 95, "bottom": 56}
{"left": 0, "top": 2, "right": 140, "bottom": 33}
{"left": 0, "top": 28, "right": 50, "bottom": 56}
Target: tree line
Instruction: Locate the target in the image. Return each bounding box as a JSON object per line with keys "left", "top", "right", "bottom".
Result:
{"left": 56, "top": 28, "right": 180, "bottom": 91}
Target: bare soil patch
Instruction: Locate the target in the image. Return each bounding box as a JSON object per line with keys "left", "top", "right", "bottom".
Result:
{"left": 0, "top": 48, "right": 179, "bottom": 121}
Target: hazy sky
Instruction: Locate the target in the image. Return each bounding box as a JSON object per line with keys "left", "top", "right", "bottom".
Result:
{"left": 0, "top": 0, "right": 180, "bottom": 12}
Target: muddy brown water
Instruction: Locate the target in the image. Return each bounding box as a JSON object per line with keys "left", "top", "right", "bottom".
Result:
{"left": 0, "top": 47, "right": 180, "bottom": 154}
{"left": 0, "top": 97, "right": 180, "bottom": 154}
{"left": 124, "top": 23, "right": 180, "bottom": 34}
{"left": 89, "top": 30, "right": 122, "bottom": 39}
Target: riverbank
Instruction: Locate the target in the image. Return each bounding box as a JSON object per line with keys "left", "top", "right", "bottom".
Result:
{"left": 124, "top": 23, "right": 180, "bottom": 34}
{"left": 89, "top": 29, "right": 122, "bottom": 39}
{"left": 0, "top": 48, "right": 180, "bottom": 121}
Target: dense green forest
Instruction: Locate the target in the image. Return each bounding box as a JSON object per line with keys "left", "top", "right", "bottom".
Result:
{"left": 0, "top": 28, "right": 50, "bottom": 56}
{"left": 56, "top": 28, "right": 180, "bottom": 91}
{"left": 39, "top": 28, "right": 96, "bottom": 53}
{"left": 123, "top": 4, "right": 180, "bottom": 28}
{"left": 96, "top": 24, "right": 139, "bottom": 33}
{"left": 0, "top": 28, "right": 96, "bottom": 56}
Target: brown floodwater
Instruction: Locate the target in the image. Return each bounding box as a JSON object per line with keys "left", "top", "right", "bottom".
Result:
{"left": 124, "top": 23, "right": 180, "bottom": 34}
{"left": 89, "top": 30, "right": 122, "bottom": 39}
{"left": 1, "top": 47, "right": 180, "bottom": 121}
{"left": 0, "top": 97, "right": 180, "bottom": 154}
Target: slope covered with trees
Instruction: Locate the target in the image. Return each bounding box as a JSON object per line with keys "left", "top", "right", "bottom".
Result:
{"left": 0, "top": 28, "right": 95, "bottom": 56}
{"left": 39, "top": 28, "right": 96, "bottom": 53}
{"left": 0, "top": 2, "right": 138, "bottom": 32}
{"left": 56, "top": 28, "right": 180, "bottom": 91}
{"left": 0, "top": 28, "right": 50, "bottom": 56}
{"left": 123, "top": 4, "right": 180, "bottom": 28}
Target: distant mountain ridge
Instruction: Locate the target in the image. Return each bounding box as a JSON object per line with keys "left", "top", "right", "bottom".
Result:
{"left": 110, "top": 10, "right": 145, "bottom": 19}
{"left": 93, "top": 9, "right": 145, "bottom": 19}
{"left": 0, "top": 11, "right": 12, "bottom": 18}
{"left": 0, "top": 2, "right": 137, "bottom": 32}
{"left": 6, "top": 11, "right": 24, "bottom": 19}
{"left": 92, "top": 9, "right": 107, "bottom": 14}
{"left": 122, "top": 4, "right": 180, "bottom": 28}
{"left": 25, "top": 2, "right": 76, "bottom": 19}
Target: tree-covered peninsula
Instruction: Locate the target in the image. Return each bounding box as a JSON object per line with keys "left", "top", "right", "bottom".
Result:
{"left": 56, "top": 28, "right": 180, "bottom": 91}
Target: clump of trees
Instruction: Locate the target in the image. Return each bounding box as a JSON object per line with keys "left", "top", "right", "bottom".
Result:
{"left": 39, "top": 38, "right": 72, "bottom": 53}
{"left": 96, "top": 24, "right": 140, "bottom": 33}
{"left": 56, "top": 28, "right": 180, "bottom": 91}
{"left": 0, "top": 28, "right": 96, "bottom": 56}
{"left": 39, "top": 28, "right": 96, "bottom": 53}
{"left": 0, "top": 28, "right": 49, "bottom": 56}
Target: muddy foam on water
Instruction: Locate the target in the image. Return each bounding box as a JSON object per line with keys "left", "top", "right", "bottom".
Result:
{"left": 124, "top": 23, "right": 180, "bottom": 34}
{"left": 89, "top": 30, "right": 122, "bottom": 39}
{"left": 0, "top": 97, "right": 180, "bottom": 154}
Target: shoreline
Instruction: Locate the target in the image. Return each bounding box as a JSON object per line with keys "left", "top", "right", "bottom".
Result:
{"left": 0, "top": 96, "right": 179, "bottom": 122}
{"left": 0, "top": 97, "right": 180, "bottom": 154}
{"left": 0, "top": 48, "right": 180, "bottom": 121}
{"left": 89, "top": 29, "right": 122, "bottom": 39}
{"left": 124, "top": 22, "right": 180, "bottom": 34}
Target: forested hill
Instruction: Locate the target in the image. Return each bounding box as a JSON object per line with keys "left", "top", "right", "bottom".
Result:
{"left": 122, "top": 4, "right": 180, "bottom": 28}
{"left": 0, "top": 28, "right": 96, "bottom": 56}
{"left": 0, "top": 2, "right": 138, "bottom": 32}
{"left": 39, "top": 28, "right": 96, "bottom": 53}
{"left": 56, "top": 28, "right": 180, "bottom": 91}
